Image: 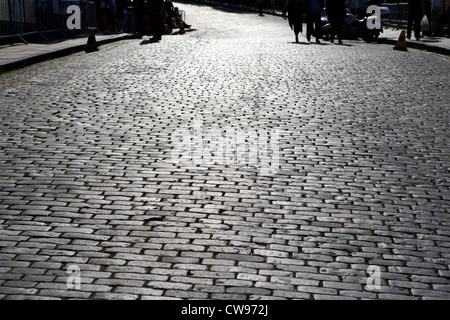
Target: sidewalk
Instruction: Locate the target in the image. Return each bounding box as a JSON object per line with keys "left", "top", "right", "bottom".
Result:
{"left": 0, "top": 33, "right": 135, "bottom": 75}
{"left": 378, "top": 27, "right": 450, "bottom": 55}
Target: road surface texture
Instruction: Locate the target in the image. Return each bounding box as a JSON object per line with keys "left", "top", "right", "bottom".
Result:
{"left": 0, "top": 3, "right": 449, "bottom": 300}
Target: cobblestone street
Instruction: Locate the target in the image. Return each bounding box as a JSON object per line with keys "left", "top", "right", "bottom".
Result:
{"left": 0, "top": 3, "right": 449, "bottom": 300}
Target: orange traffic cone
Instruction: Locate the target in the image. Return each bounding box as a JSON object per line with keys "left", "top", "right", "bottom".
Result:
{"left": 393, "top": 31, "right": 407, "bottom": 51}
{"left": 85, "top": 29, "right": 99, "bottom": 53}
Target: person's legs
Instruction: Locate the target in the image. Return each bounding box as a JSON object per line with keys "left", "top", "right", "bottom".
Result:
{"left": 165, "top": 16, "right": 172, "bottom": 33}
{"left": 135, "top": 1, "right": 146, "bottom": 34}
{"left": 414, "top": 12, "right": 422, "bottom": 39}
{"left": 306, "top": 14, "right": 313, "bottom": 41}
{"left": 157, "top": 16, "right": 163, "bottom": 39}
{"left": 151, "top": 14, "right": 162, "bottom": 40}
{"left": 330, "top": 22, "right": 336, "bottom": 42}
{"left": 258, "top": 0, "right": 263, "bottom": 16}
{"left": 431, "top": 6, "right": 443, "bottom": 35}
{"left": 294, "top": 24, "right": 301, "bottom": 42}
{"left": 116, "top": 0, "right": 124, "bottom": 32}
{"left": 336, "top": 17, "right": 343, "bottom": 43}
{"left": 447, "top": 7, "right": 450, "bottom": 37}
{"left": 424, "top": 0, "right": 432, "bottom": 35}
{"left": 314, "top": 12, "right": 321, "bottom": 42}
{"left": 329, "top": 16, "right": 336, "bottom": 42}
{"left": 106, "top": 11, "right": 117, "bottom": 33}
{"left": 407, "top": 10, "right": 414, "bottom": 38}
{"left": 110, "top": 12, "right": 118, "bottom": 33}
{"left": 431, "top": 7, "right": 437, "bottom": 35}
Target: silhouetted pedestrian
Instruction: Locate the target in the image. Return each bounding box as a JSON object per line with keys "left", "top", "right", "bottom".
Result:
{"left": 163, "top": 0, "right": 175, "bottom": 33}
{"left": 135, "top": 0, "right": 147, "bottom": 35}
{"left": 105, "top": 0, "right": 119, "bottom": 34}
{"left": 149, "top": 0, "right": 164, "bottom": 41}
{"left": 326, "top": 0, "right": 346, "bottom": 44}
{"left": 305, "top": 0, "right": 324, "bottom": 43}
{"left": 431, "top": 0, "right": 444, "bottom": 36}
{"left": 282, "top": 0, "right": 305, "bottom": 43}
{"left": 258, "top": 0, "right": 264, "bottom": 16}
{"left": 445, "top": 0, "right": 450, "bottom": 37}
{"left": 424, "top": 0, "right": 432, "bottom": 35}
{"left": 95, "top": 0, "right": 107, "bottom": 32}
{"left": 115, "top": 0, "right": 127, "bottom": 33}
{"left": 407, "top": 0, "right": 424, "bottom": 40}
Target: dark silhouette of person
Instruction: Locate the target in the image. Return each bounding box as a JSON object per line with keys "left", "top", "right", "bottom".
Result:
{"left": 148, "top": 0, "right": 164, "bottom": 41}
{"left": 258, "top": 0, "right": 264, "bottom": 16}
{"left": 94, "top": 0, "right": 107, "bottom": 33}
{"left": 282, "top": 0, "right": 305, "bottom": 43}
{"left": 115, "top": 0, "right": 127, "bottom": 33}
{"left": 326, "top": 0, "right": 347, "bottom": 44}
{"left": 163, "top": 0, "right": 175, "bottom": 33}
{"left": 135, "top": 0, "right": 147, "bottom": 35}
{"left": 446, "top": 0, "right": 450, "bottom": 37}
{"left": 305, "top": 0, "right": 324, "bottom": 43}
{"left": 407, "top": 0, "right": 424, "bottom": 40}
{"left": 423, "top": 0, "right": 432, "bottom": 36}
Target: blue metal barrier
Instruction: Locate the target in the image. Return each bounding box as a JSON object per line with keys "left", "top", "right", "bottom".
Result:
{"left": 0, "top": 0, "right": 98, "bottom": 43}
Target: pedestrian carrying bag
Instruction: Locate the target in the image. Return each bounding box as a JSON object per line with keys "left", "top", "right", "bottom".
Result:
{"left": 421, "top": 15, "right": 430, "bottom": 32}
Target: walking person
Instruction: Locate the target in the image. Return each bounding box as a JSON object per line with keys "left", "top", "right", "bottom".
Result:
{"left": 258, "top": 0, "right": 264, "bottom": 16}
{"left": 95, "top": 0, "right": 107, "bottom": 32}
{"left": 282, "top": 0, "right": 305, "bottom": 43}
{"left": 135, "top": 0, "right": 147, "bottom": 35}
{"left": 445, "top": 0, "right": 450, "bottom": 37}
{"left": 431, "top": 0, "right": 444, "bottom": 36}
{"left": 105, "top": 0, "right": 119, "bottom": 34}
{"left": 407, "top": 0, "right": 424, "bottom": 40}
{"left": 423, "top": 0, "right": 432, "bottom": 36}
{"left": 305, "top": 0, "right": 324, "bottom": 43}
{"left": 149, "top": 0, "right": 164, "bottom": 41}
{"left": 115, "top": 0, "right": 127, "bottom": 33}
{"left": 326, "top": 0, "right": 346, "bottom": 44}
{"left": 163, "top": 0, "right": 175, "bottom": 33}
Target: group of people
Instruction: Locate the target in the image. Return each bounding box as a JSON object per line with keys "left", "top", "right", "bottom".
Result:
{"left": 95, "top": 0, "right": 127, "bottom": 34}
{"left": 282, "top": 0, "right": 347, "bottom": 44}
{"left": 134, "top": 0, "right": 190, "bottom": 41}
{"left": 407, "top": 0, "right": 450, "bottom": 40}
{"left": 282, "top": 0, "right": 449, "bottom": 44}
{"left": 94, "top": 0, "right": 188, "bottom": 40}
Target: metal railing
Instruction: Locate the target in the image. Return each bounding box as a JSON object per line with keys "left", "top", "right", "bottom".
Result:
{"left": 0, "top": 0, "right": 98, "bottom": 43}
{"left": 183, "top": 0, "right": 410, "bottom": 28}
{"left": 381, "top": 2, "right": 408, "bottom": 28}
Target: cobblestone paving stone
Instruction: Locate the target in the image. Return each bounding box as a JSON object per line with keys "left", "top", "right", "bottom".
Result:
{"left": 0, "top": 3, "right": 449, "bottom": 300}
